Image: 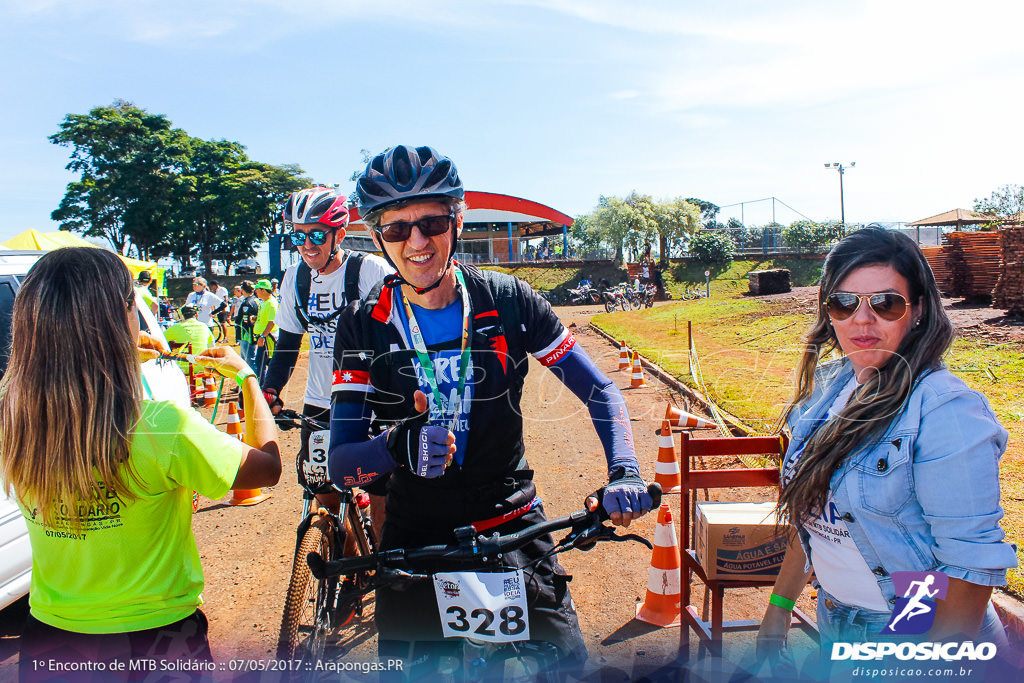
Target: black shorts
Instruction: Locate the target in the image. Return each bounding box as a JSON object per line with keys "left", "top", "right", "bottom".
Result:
{"left": 20, "top": 609, "right": 212, "bottom": 682}
{"left": 216, "top": 310, "right": 228, "bottom": 323}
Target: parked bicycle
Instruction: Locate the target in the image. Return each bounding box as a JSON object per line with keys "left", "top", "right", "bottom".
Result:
{"left": 273, "top": 409, "right": 379, "bottom": 669}
{"left": 306, "top": 484, "right": 662, "bottom": 682}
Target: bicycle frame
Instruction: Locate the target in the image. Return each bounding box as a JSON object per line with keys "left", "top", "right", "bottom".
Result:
{"left": 308, "top": 486, "right": 662, "bottom": 681}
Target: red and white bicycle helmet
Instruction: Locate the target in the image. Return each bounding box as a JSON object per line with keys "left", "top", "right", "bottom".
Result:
{"left": 281, "top": 187, "right": 349, "bottom": 228}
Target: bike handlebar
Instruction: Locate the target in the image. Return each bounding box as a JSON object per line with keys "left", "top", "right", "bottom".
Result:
{"left": 307, "top": 483, "right": 662, "bottom": 581}
{"left": 275, "top": 408, "right": 327, "bottom": 432}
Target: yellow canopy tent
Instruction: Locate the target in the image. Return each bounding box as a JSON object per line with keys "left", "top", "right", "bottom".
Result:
{"left": 2, "top": 229, "right": 166, "bottom": 293}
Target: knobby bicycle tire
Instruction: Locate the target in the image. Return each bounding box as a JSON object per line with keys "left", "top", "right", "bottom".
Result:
{"left": 277, "top": 516, "right": 334, "bottom": 664}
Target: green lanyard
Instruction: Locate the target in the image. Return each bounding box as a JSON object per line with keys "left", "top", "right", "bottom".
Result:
{"left": 399, "top": 268, "right": 472, "bottom": 432}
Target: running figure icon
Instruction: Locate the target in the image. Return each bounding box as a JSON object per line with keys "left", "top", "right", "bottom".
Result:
{"left": 883, "top": 571, "right": 949, "bottom": 635}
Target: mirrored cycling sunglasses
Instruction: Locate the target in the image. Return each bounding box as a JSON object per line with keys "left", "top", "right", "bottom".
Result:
{"left": 287, "top": 229, "right": 332, "bottom": 247}
{"left": 377, "top": 214, "right": 454, "bottom": 243}
{"left": 824, "top": 292, "right": 910, "bottom": 322}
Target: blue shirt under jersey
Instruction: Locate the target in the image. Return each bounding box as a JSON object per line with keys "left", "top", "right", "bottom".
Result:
{"left": 397, "top": 300, "right": 474, "bottom": 465}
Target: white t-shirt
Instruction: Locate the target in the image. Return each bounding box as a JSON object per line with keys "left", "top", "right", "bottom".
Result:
{"left": 276, "top": 251, "right": 393, "bottom": 409}
{"left": 214, "top": 286, "right": 229, "bottom": 307}
{"left": 791, "top": 377, "right": 889, "bottom": 611}
{"left": 185, "top": 290, "right": 224, "bottom": 325}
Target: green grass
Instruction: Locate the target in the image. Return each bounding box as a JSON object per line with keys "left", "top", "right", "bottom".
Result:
{"left": 593, "top": 292, "right": 1024, "bottom": 597}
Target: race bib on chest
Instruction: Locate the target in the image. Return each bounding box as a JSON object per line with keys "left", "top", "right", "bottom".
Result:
{"left": 432, "top": 570, "right": 530, "bottom": 643}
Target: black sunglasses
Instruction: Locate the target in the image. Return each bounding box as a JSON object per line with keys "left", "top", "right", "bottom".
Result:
{"left": 824, "top": 292, "right": 910, "bottom": 322}
{"left": 287, "top": 229, "right": 333, "bottom": 247}
{"left": 377, "top": 214, "right": 454, "bottom": 243}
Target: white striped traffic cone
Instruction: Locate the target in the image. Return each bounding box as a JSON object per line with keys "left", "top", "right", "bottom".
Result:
{"left": 635, "top": 504, "right": 682, "bottom": 627}
{"left": 654, "top": 420, "right": 681, "bottom": 493}
{"left": 628, "top": 351, "right": 647, "bottom": 388}
{"left": 618, "top": 340, "right": 630, "bottom": 371}
{"left": 204, "top": 376, "right": 217, "bottom": 408}
{"left": 665, "top": 403, "right": 714, "bottom": 430}
{"left": 225, "top": 401, "right": 242, "bottom": 439}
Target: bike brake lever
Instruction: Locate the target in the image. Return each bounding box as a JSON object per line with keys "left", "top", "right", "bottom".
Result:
{"left": 608, "top": 530, "right": 654, "bottom": 550}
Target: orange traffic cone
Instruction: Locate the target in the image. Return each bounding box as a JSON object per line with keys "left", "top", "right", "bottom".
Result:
{"left": 236, "top": 399, "right": 245, "bottom": 422}
{"left": 654, "top": 420, "right": 681, "bottom": 494}
{"left": 204, "top": 376, "right": 217, "bottom": 408}
{"left": 224, "top": 398, "right": 270, "bottom": 506}
{"left": 225, "top": 401, "right": 242, "bottom": 439}
{"left": 636, "top": 503, "right": 682, "bottom": 627}
{"left": 618, "top": 340, "right": 630, "bottom": 371}
{"left": 665, "top": 403, "right": 714, "bottom": 430}
{"left": 628, "top": 351, "right": 647, "bottom": 388}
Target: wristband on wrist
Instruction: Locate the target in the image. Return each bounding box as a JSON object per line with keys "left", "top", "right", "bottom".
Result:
{"left": 235, "top": 367, "right": 256, "bottom": 385}
{"left": 769, "top": 593, "right": 796, "bottom": 611}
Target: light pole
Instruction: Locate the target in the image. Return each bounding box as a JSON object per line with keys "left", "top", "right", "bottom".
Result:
{"left": 824, "top": 162, "right": 855, "bottom": 225}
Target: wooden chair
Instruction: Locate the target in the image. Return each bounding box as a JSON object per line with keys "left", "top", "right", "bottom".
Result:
{"left": 678, "top": 431, "right": 818, "bottom": 658}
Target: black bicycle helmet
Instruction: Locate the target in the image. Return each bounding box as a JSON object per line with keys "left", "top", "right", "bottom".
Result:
{"left": 356, "top": 145, "right": 464, "bottom": 219}
{"left": 180, "top": 304, "right": 198, "bottom": 319}
{"left": 281, "top": 187, "right": 349, "bottom": 228}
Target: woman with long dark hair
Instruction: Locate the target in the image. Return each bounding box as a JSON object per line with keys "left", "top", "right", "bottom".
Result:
{"left": 0, "top": 248, "right": 280, "bottom": 678}
{"left": 757, "top": 228, "right": 1016, "bottom": 667}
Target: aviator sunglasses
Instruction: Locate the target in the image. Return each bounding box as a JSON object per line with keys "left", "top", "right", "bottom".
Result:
{"left": 287, "top": 228, "right": 334, "bottom": 247}
{"left": 377, "top": 214, "right": 454, "bottom": 243}
{"left": 824, "top": 292, "right": 910, "bottom": 322}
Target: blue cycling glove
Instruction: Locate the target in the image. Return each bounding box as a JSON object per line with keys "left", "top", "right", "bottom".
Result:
{"left": 385, "top": 409, "right": 451, "bottom": 479}
{"left": 602, "top": 467, "right": 654, "bottom": 519}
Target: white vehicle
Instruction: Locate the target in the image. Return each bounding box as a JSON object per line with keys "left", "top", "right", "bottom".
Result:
{"left": 0, "top": 250, "right": 190, "bottom": 611}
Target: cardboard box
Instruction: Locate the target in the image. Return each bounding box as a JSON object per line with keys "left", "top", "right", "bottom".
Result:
{"left": 694, "top": 501, "right": 789, "bottom": 581}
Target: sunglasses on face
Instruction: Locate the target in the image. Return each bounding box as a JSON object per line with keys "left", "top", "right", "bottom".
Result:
{"left": 377, "top": 214, "right": 454, "bottom": 244}
{"left": 287, "top": 229, "right": 332, "bottom": 247}
{"left": 824, "top": 292, "right": 910, "bottom": 322}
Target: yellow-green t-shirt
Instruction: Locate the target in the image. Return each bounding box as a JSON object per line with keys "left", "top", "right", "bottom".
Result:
{"left": 254, "top": 296, "right": 279, "bottom": 337}
{"left": 135, "top": 285, "right": 158, "bottom": 313}
{"left": 164, "top": 319, "right": 215, "bottom": 372}
{"left": 20, "top": 400, "right": 245, "bottom": 633}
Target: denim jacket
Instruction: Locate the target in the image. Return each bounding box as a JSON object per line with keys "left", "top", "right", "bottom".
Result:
{"left": 784, "top": 359, "right": 1017, "bottom": 609}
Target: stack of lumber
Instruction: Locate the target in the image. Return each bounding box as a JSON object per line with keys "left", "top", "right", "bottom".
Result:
{"left": 994, "top": 227, "right": 1024, "bottom": 315}
{"left": 921, "top": 246, "right": 949, "bottom": 295}
{"left": 748, "top": 269, "right": 791, "bottom": 295}
{"left": 937, "top": 232, "right": 1002, "bottom": 299}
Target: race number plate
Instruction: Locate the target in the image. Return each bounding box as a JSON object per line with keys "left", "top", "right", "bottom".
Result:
{"left": 432, "top": 570, "right": 530, "bottom": 643}
{"left": 302, "top": 429, "right": 331, "bottom": 489}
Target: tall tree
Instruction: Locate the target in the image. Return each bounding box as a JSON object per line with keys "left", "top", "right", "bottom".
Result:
{"left": 974, "top": 184, "right": 1024, "bottom": 227}
{"left": 50, "top": 100, "right": 190, "bottom": 256}
{"left": 652, "top": 197, "right": 701, "bottom": 264}
{"left": 685, "top": 198, "right": 721, "bottom": 228}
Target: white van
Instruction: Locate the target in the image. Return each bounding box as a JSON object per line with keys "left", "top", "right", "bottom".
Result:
{"left": 0, "top": 250, "right": 190, "bottom": 611}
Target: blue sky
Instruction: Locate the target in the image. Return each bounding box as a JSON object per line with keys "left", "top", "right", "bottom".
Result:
{"left": 2, "top": 0, "right": 1023, "bottom": 246}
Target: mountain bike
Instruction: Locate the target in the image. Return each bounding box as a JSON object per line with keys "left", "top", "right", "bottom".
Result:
{"left": 273, "top": 409, "right": 379, "bottom": 670}
{"left": 307, "top": 484, "right": 662, "bottom": 682}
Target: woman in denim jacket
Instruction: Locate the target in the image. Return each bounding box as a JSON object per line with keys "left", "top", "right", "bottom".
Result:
{"left": 757, "top": 228, "right": 1016, "bottom": 667}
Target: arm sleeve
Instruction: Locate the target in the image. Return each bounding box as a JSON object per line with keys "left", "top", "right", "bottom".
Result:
{"left": 914, "top": 388, "right": 1017, "bottom": 585}
{"left": 328, "top": 401, "right": 396, "bottom": 487}
{"left": 327, "top": 306, "right": 395, "bottom": 486}
{"left": 262, "top": 329, "right": 303, "bottom": 393}
{"left": 517, "top": 279, "right": 640, "bottom": 477}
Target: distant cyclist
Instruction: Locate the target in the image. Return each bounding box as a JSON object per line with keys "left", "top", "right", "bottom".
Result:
{"left": 163, "top": 304, "right": 214, "bottom": 373}
{"left": 185, "top": 277, "right": 226, "bottom": 328}
{"left": 235, "top": 281, "right": 260, "bottom": 368}
{"left": 328, "top": 145, "right": 653, "bottom": 676}
{"left": 261, "top": 187, "right": 391, "bottom": 519}
{"left": 210, "top": 280, "right": 230, "bottom": 342}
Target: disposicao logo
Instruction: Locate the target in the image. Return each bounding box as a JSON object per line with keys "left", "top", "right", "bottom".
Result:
{"left": 882, "top": 571, "right": 948, "bottom": 635}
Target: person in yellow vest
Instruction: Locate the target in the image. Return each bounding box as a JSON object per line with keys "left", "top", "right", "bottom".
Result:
{"left": 163, "top": 304, "right": 214, "bottom": 373}
{"left": 0, "top": 247, "right": 281, "bottom": 678}
{"left": 253, "top": 278, "right": 279, "bottom": 383}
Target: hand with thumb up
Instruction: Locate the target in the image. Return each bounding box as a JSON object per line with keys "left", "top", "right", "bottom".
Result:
{"left": 385, "top": 390, "right": 456, "bottom": 478}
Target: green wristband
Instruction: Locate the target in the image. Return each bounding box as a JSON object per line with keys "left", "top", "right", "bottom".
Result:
{"left": 769, "top": 593, "right": 796, "bottom": 611}
{"left": 235, "top": 367, "right": 256, "bottom": 386}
